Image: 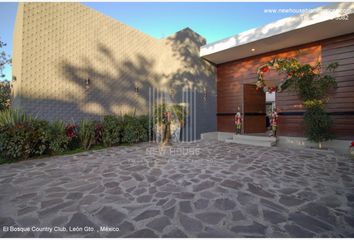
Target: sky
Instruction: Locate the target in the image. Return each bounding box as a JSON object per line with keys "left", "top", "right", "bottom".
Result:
{"left": 0, "top": 2, "right": 330, "bottom": 81}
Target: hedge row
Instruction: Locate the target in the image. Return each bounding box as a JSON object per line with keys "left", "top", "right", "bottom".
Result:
{"left": 0, "top": 110, "right": 150, "bottom": 162}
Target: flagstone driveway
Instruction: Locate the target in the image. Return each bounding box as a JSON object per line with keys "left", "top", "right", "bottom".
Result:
{"left": 0, "top": 140, "right": 353, "bottom": 237}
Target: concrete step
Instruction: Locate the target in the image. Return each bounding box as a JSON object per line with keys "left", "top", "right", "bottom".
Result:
{"left": 225, "top": 135, "right": 277, "bottom": 147}
{"left": 233, "top": 134, "right": 276, "bottom": 142}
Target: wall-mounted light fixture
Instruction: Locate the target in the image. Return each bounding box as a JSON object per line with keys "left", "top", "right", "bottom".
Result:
{"left": 12, "top": 76, "right": 17, "bottom": 82}
{"left": 85, "top": 78, "right": 90, "bottom": 90}
{"left": 135, "top": 83, "right": 140, "bottom": 94}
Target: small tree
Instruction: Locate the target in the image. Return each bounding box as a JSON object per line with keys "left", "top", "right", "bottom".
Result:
{"left": 0, "top": 81, "right": 11, "bottom": 110}
{"left": 303, "top": 100, "right": 334, "bottom": 148}
{"left": 259, "top": 58, "right": 338, "bottom": 148}
{"left": 153, "top": 103, "right": 188, "bottom": 144}
{"left": 171, "top": 104, "right": 188, "bottom": 141}
{"left": 0, "top": 37, "right": 12, "bottom": 110}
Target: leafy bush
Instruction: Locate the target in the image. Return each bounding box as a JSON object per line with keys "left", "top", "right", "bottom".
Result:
{"left": 122, "top": 114, "right": 146, "bottom": 144}
{"left": 271, "top": 58, "right": 338, "bottom": 146}
{"left": 78, "top": 120, "right": 96, "bottom": 150}
{"left": 0, "top": 81, "right": 11, "bottom": 111}
{"left": 65, "top": 123, "right": 79, "bottom": 150}
{"left": 138, "top": 115, "right": 150, "bottom": 142}
{"left": 95, "top": 122, "right": 103, "bottom": 144}
{"left": 0, "top": 112, "right": 48, "bottom": 161}
{"left": 102, "top": 115, "right": 123, "bottom": 147}
{"left": 304, "top": 102, "right": 334, "bottom": 146}
{"left": 0, "top": 109, "right": 32, "bottom": 127}
{"left": 45, "top": 120, "right": 69, "bottom": 154}
{"left": 0, "top": 109, "right": 150, "bottom": 162}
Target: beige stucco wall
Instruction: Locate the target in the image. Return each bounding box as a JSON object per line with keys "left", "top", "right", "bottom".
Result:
{"left": 12, "top": 3, "right": 216, "bottom": 139}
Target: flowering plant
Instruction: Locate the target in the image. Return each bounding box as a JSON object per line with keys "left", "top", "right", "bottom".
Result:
{"left": 95, "top": 122, "right": 103, "bottom": 144}
{"left": 350, "top": 142, "right": 354, "bottom": 157}
{"left": 65, "top": 124, "right": 78, "bottom": 139}
{"left": 256, "top": 58, "right": 291, "bottom": 93}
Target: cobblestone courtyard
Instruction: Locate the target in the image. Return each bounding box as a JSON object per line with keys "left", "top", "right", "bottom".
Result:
{"left": 0, "top": 140, "right": 353, "bottom": 237}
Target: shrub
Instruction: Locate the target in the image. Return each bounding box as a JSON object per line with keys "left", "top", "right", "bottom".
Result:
{"left": 122, "top": 114, "right": 146, "bottom": 144}
{"left": 65, "top": 123, "right": 79, "bottom": 150}
{"left": 45, "top": 120, "right": 69, "bottom": 154}
{"left": 0, "top": 109, "right": 32, "bottom": 127}
{"left": 0, "top": 109, "right": 150, "bottom": 162}
{"left": 78, "top": 120, "right": 95, "bottom": 150}
{"left": 102, "top": 115, "right": 123, "bottom": 147}
{"left": 0, "top": 81, "right": 11, "bottom": 111}
{"left": 270, "top": 58, "right": 338, "bottom": 147}
{"left": 138, "top": 115, "right": 150, "bottom": 142}
{"left": 94, "top": 122, "right": 103, "bottom": 144}
{"left": 304, "top": 102, "right": 334, "bottom": 148}
{"left": 0, "top": 111, "right": 48, "bottom": 161}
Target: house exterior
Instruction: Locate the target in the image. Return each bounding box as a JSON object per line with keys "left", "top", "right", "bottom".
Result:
{"left": 201, "top": 2, "right": 354, "bottom": 141}
{"left": 12, "top": 2, "right": 354, "bottom": 143}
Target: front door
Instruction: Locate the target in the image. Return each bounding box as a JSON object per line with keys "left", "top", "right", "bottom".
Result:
{"left": 243, "top": 84, "right": 266, "bottom": 133}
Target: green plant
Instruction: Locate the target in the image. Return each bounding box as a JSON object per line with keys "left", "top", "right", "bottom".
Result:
{"left": 0, "top": 117, "right": 48, "bottom": 161}
{"left": 78, "top": 120, "right": 96, "bottom": 150}
{"left": 138, "top": 115, "right": 150, "bottom": 141}
{"left": 0, "top": 38, "right": 12, "bottom": 110}
{"left": 153, "top": 104, "right": 188, "bottom": 143}
{"left": 0, "top": 81, "right": 11, "bottom": 110}
{"left": 304, "top": 102, "right": 334, "bottom": 147}
{"left": 171, "top": 104, "right": 188, "bottom": 127}
{"left": 269, "top": 58, "right": 338, "bottom": 147}
{"left": 94, "top": 122, "right": 103, "bottom": 144}
{"left": 122, "top": 114, "right": 145, "bottom": 144}
{"left": 45, "top": 120, "right": 69, "bottom": 154}
{"left": 102, "top": 115, "right": 123, "bottom": 147}
{"left": 0, "top": 38, "right": 12, "bottom": 80}
{"left": 153, "top": 103, "right": 168, "bottom": 125}
{"left": 275, "top": 59, "right": 338, "bottom": 101}
{"left": 65, "top": 123, "right": 79, "bottom": 150}
{"left": 0, "top": 109, "right": 32, "bottom": 127}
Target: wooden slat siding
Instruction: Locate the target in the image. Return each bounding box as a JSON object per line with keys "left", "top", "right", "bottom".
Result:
{"left": 217, "top": 115, "right": 235, "bottom": 132}
{"left": 217, "top": 43, "right": 321, "bottom": 135}
{"left": 322, "top": 34, "right": 354, "bottom": 139}
{"left": 217, "top": 33, "right": 354, "bottom": 139}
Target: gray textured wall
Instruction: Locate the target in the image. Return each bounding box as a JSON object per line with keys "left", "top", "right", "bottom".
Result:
{"left": 12, "top": 3, "right": 216, "bottom": 139}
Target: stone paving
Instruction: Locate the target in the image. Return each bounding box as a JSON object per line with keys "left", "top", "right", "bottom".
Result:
{"left": 0, "top": 140, "right": 354, "bottom": 237}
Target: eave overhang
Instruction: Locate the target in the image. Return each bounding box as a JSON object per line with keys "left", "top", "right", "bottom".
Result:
{"left": 200, "top": 3, "right": 354, "bottom": 65}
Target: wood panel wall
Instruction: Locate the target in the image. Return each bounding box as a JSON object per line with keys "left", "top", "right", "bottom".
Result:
{"left": 217, "top": 33, "right": 354, "bottom": 140}
{"left": 322, "top": 34, "right": 354, "bottom": 139}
